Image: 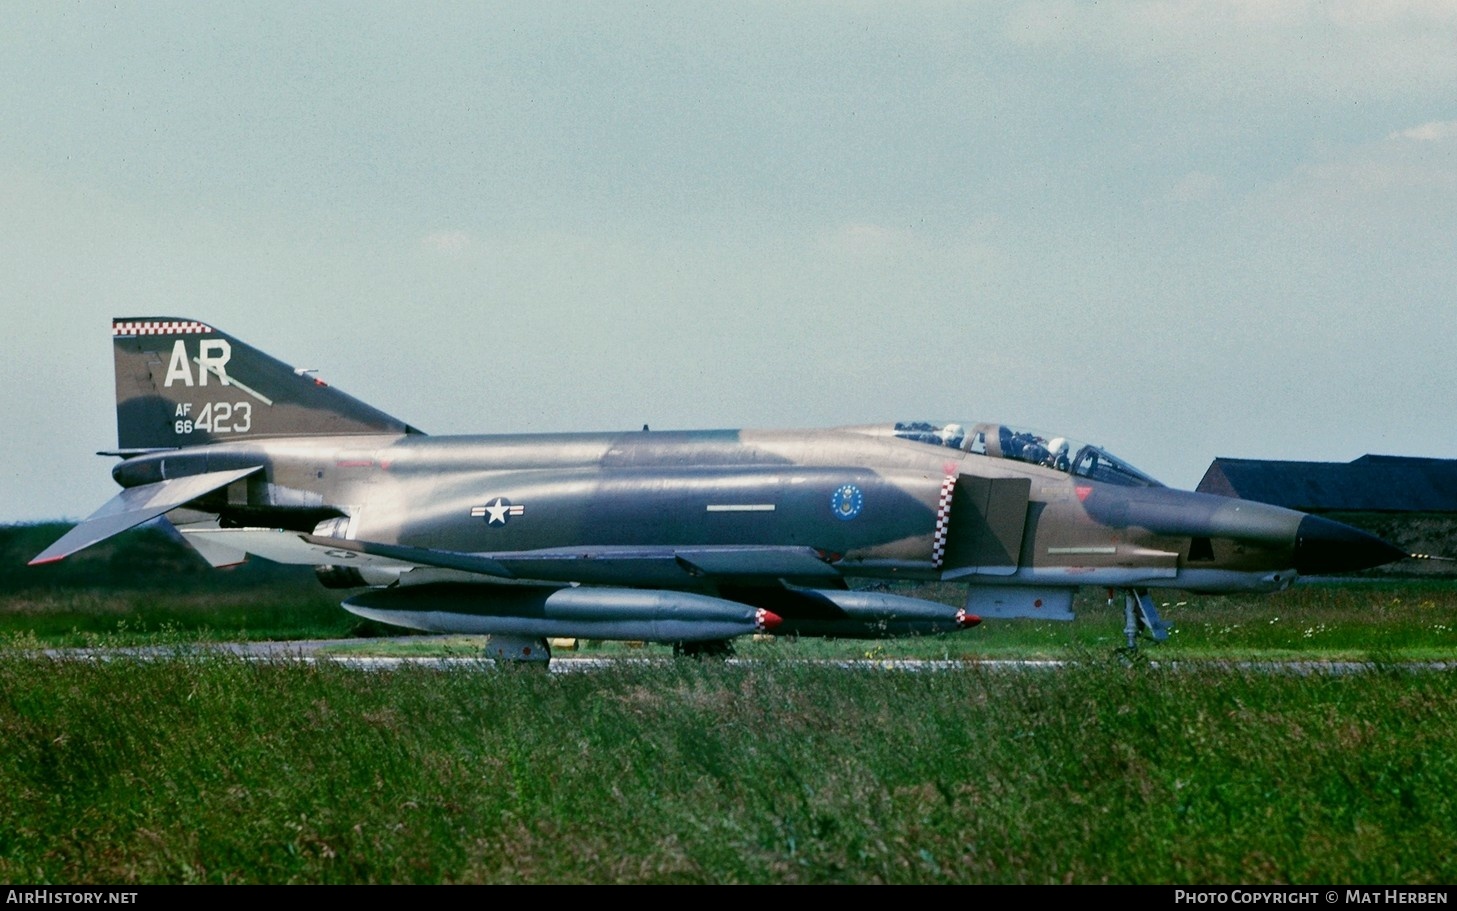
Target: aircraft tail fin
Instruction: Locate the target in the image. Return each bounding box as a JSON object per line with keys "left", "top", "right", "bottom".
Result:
{"left": 112, "top": 317, "right": 422, "bottom": 449}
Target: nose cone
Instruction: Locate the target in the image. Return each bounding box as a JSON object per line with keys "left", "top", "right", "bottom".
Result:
{"left": 1293, "top": 515, "right": 1407, "bottom": 575}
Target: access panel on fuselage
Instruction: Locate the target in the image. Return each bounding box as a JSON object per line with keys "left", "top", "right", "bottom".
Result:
{"left": 941, "top": 475, "right": 1031, "bottom": 575}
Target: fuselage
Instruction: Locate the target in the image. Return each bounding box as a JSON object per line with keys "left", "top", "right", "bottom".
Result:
{"left": 108, "top": 423, "right": 1380, "bottom": 594}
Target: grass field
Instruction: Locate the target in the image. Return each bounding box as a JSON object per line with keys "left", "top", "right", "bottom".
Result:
{"left": 2, "top": 651, "right": 1454, "bottom": 884}
{"left": 4, "top": 522, "right": 1457, "bottom": 883}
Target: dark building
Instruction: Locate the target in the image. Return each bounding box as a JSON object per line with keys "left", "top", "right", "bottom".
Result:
{"left": 1197, "top": 455, "right": 1457, "bottom": 574}
{"left": 1198, "top": 455, "right": 1457, "bottom": 513}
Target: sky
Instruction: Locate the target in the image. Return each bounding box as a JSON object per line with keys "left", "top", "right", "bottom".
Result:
{"left": 3, "top": 1, "right": 1455, "bottom": 522}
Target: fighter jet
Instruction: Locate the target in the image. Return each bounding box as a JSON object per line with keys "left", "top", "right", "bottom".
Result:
{"left": 31, "top": 317, "right": 1405, "bottom": 663}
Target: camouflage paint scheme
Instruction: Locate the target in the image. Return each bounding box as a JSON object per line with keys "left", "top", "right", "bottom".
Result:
{"left": 32, "top": 318, "right": 1405, "bottom": 663}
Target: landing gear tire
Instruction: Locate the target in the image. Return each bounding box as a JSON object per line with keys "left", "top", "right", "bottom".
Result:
{"left": 673, "top": 639, "right": 735, "bottom": 659}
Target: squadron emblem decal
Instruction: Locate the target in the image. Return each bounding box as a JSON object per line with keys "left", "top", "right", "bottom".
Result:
{"left": 471, "top": 497, "right": 525, "bottom": 526}
{"left": 830, "top": 484, "right": 864, "bottom": 521}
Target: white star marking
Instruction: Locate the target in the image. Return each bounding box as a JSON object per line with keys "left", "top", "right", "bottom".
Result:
{"left": 485, "top": 498, "right": 511, "bottom": 525}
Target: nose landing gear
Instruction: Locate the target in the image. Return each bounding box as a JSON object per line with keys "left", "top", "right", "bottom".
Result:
{"left": 1111, "top": 587, "right": 1170, "bottom": 651}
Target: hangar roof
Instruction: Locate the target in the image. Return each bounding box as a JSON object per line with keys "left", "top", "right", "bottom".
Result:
{"left": 1196, "top": 455, "right": 1457, "bottom": 513}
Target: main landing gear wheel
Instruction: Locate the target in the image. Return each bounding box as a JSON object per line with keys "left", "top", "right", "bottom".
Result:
{"left": 673, "top": 639, "right": 736, "bottom": 659}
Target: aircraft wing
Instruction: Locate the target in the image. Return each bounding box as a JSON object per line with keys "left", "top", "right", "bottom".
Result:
{"left": 175, "top": 528, "right": 452, "bottom": 574}
{"left": 476, "top": 543, "right": 845, "bottom": 585}
{"left": 299, "top": 533, "right": 515, "bottom": 577}
{"left": 179, "top": 528, "right": 844, "bottom": 586}
{"left": 30, "top": 467, "right": 261, "bottom": 565}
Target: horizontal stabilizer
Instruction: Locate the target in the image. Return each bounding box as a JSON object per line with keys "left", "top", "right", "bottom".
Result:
{"left": 29, "top": 467, "right": 260, "bottom": 565}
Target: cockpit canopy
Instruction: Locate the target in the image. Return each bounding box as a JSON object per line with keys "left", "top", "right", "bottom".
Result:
{"left": 887, "top": 421, "right": 1163, "bottom": 488}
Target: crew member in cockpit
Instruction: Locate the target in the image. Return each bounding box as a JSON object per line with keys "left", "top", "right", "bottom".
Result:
{"left": 1044, "top": 437, "right": 1071, "bottom": 472}
{"left": 1018, "top": 433, "right": 1050, "bottom": 467}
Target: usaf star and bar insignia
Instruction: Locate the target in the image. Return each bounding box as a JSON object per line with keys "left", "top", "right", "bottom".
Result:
{"left": 471, "top": 497, "right": 525, "bottom": 526}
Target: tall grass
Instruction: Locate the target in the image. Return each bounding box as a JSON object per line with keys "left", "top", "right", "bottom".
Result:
{"left": 1, "top": 653, "right": 1453, "bottom": 884}
{"left": 6, "top": 523, "right": 1457, "bottom": 883}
